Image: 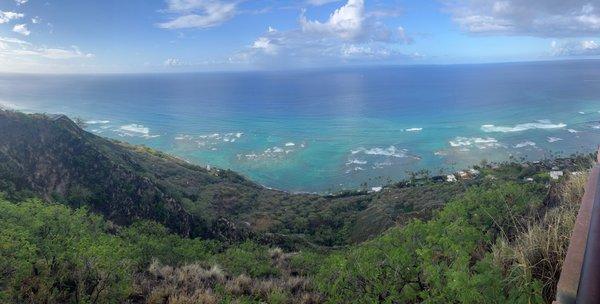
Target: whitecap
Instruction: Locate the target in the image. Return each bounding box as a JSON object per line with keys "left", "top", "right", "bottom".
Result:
{"left": 346, "top": 159, "right": 367, "bottom": 165}
{"left": 449, "top": 137, "right": 502, "bottom": 149}
{"left": 285, "top": 142, "right": 295, "bottom": 147}
{"left": 352, "top": 146, "right": 408, "bottom": 158}
{"left": 567, "top": 129, "right": 579, "bottom": 133}
{"left": 579, "top": 111, "right": 586, "bottom": 114}
{"left": 405, "top": 127, "right": 422, "bottom": 132}
{"left": 371, "top": 186, "right": 383, "bottom": 192}
{"left": 547, "top": 137, "right": 563, "bottom": 143}
{"left": 514, "top": 141, "right": 536, "bottom": 148}
{"left": 119, "top": 124, "right": 149, "bottom": 135}
{"left": 481, "top": 121, "right": 566, "bottom": 133}
{"left": 117, "top": 124, "right": 160, "bottom": 138}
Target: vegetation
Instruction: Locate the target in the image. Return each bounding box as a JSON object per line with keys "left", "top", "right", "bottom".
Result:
{"left": 0, "top": 198, "right": 320, "bottom": 303}
{"left": 0, "top": 169, "right": 591, "bottom": 303}
{"left": 0, "top": 110, "right": 596, "bottom": 303}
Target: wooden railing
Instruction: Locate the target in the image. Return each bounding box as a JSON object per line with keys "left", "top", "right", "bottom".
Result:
{"left": 555, "top": 148, "right": 600, "bottom": 304}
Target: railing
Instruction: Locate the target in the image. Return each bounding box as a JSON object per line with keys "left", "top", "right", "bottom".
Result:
{"left": 555, "top": 148, "right": 600, "bottom": 304}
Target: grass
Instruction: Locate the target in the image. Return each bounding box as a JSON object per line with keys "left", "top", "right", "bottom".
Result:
{"left": 492, "top": 172, "right": 588, "bottom": 302}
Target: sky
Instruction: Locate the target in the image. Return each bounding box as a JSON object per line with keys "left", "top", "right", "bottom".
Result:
{"left": 1, "top": 0, "right": 600, "bottom": 73}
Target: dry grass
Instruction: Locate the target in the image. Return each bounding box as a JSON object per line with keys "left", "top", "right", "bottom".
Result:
{"left": 492, "top": 173, "right": 588, "bottom": 303}
{"left": 133, "top": 252, "right": 323, "bottom": 304}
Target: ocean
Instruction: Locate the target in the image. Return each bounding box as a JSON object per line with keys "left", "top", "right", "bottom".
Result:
{"left": 1, "top": 60, "right": 600, "bottom": 192}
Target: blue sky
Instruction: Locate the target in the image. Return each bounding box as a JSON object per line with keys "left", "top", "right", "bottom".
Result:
{"left": 1, "top": 0, "right": 600, "bottom": 73}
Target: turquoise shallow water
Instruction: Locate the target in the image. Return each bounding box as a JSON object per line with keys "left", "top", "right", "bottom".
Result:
{"left": 2, "top": 61, "right": 600, "bottom": 192}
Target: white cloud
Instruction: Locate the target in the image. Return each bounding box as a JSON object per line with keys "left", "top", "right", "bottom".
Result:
{"left": 341, "top": 44, "right": 388, "bottom": 58}
{"left": 251, "top": 37, "right": 279, "bottom": 55}
{"left": 397, "top": 26, "right": 412, "bottom": 43}
{"left": 445, "top": 1, "right": 600, "bottom": 37}
{"left": 158, "top": 0, "right": 237, "bottom": 29}
{"left": 0, "top": 11, "right": 24, "bottom": 24}
{"left": 552, "top": 39, "right": 600, "bottom": 56}
{"left": 582, "top": 40, "right": 600, "bottom": 50}
{"left": 299, "top": 0, "right": 408, "bottom": 43}
{"left": 31, "top": 16, "right": 40, "bottom": 24}
{"left": 1, "top": 42, "right": 94, "bottom": 60}
{"left": 306, "top": 0, "right": 340, "bottom": 6}
{"left": 0, "top": 36, "right": 30, "bottom": 45}
{"left": 15, "top": 0, "right": 28, "bottom": 5}
{"left": 13, "top": 24, "right": 30, "bottom": 36}
{"left": 164, "top": 58, "right": 183, "bottom": 66}
{"left": 38, "top": 47, "right": 95, "bottom": 59}
{"left": 301, "top": 0, "right": 365, "bottom": 41}
{"left": 230, "top": 0, "right": 414, "bottom": 68}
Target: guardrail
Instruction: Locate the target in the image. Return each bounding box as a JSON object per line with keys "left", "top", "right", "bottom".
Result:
{"left": 555, "top": 149, "right": 600, "bottom": 304}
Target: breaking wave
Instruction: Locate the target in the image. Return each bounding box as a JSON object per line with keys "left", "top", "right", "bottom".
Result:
{"left": 481, "top": 121, "right": 566, "bottom": 133}
{"left": 449, "top": 137, "right": 503, "bottom": 149}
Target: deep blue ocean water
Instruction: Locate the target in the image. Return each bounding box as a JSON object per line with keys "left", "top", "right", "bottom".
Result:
{"left": 2, "top": 60, "right": 600, "bottom": 192}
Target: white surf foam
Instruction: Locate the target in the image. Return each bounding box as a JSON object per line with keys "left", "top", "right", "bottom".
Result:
{"left": 120, "top": 124, "right": 149, "bottom": 135}
{"left": 547, "top": 137, "right": 563, "bottom": 143}
{"left": 346, "top": 159, "right": 367, "bottom": 165}
{"left": 118, "top": 124, "right": 159, "bottom": 138}
{"left": 449, "top": 137, "right": 502, "bottom": 149}
{"left": 371, "top": 186, "right": 382, "bottom": 192}
{"left": 0, "top": 100, "right": 25, "bottom": 110}
{"left": 405, "top": 127, "right": 422, "bottom": 132}
{"left": 514, "top": 141, "right": 536, "bottom": 148}
{"left": 481, "top": 121, "right": 566, "bottom": 133}
{"left": 351, "top": 146, "right": 408, "bottom": 158}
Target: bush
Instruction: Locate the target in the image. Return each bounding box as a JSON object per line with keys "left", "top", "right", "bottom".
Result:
{"left": 314, "top": 182, "right": 547, "bottom": 303}
{"left": 0, "top": 199, "right": 132, "bottom": 303}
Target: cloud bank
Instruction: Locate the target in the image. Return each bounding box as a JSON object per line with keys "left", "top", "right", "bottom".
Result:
{"left": 445, "top": 0, "right": 600, "bottom": 37}
{"left": 158, "top": 0, "right": 238, "bottom": 29}
{"left": 228, "top": 0, "right": 415, "bottom": 68}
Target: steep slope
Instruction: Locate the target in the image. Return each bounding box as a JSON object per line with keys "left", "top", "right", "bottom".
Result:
{"left": 0, "top": 111, "right": 201, "bottom": 235}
